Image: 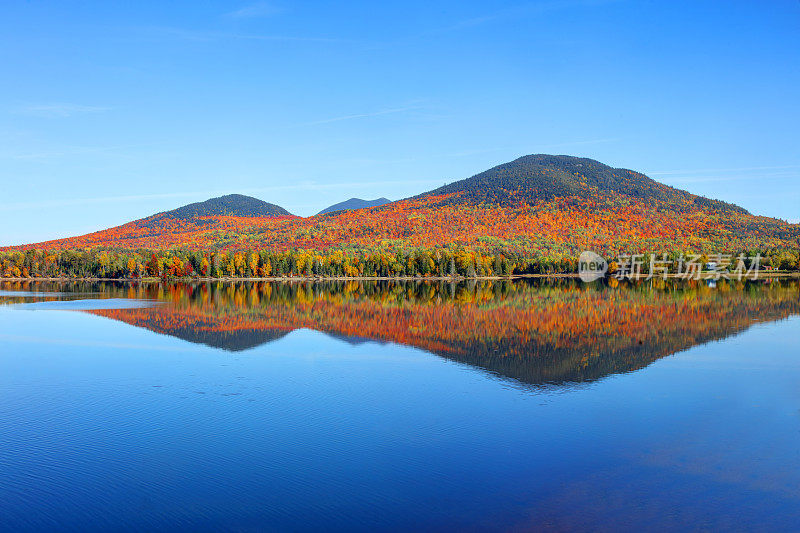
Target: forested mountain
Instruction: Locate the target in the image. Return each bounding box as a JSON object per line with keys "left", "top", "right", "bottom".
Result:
{"left": 3, "top": 154, "right": 799, "bottom": 263}
{"left": 317, "top": 197, "right": 390, "bottom": 215}
{"left": 149, "top": 194, "right": 292, "bottom": 221}
{"left": 418, "top": 154, "right": 748, "bottom": 214}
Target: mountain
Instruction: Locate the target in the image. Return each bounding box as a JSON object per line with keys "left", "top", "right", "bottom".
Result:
{"left": 4, "top": 154, "right": 797, "bottom": 254}
{"left": 150, "top": 194, "right": 291, "bottom": 221}
{"left": 419, "top": 154, "right": 747, "bottom": 214}
{"left": 317, "top": 197, "right": 391, "bottom": 215}
{"left": 5, "top": 193, "right": 295, "bottom": 250}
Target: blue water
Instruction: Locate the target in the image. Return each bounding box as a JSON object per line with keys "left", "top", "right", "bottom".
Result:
{"left": 1, "top": 282, "right": 800, "bottom": 531}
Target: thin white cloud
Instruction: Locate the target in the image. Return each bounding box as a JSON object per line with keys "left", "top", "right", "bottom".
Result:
{"left": 0, "top": 143, "right": 154, "bottom": 160}
{"left": 661, "top": 170, "right": 800, "bottom": 184}
{"left": 0, "top": 192, "right": 214, "bottom": 212}
{"left": 143, "top": 26, "right": 346, "bottom": 43}
{"left": 430, "top": 0, "right": 622, "bottom": 35}
{"left": 13, "top": 103, "right": 111, "bottom": 118}
{"left": 245, "top": 178, "right": 439, "bottom": 193}
{"left": 334, "top": 156, "right": 418, "bottom": 166}
{"left": 649, "top": 164, "right": 800, "bottom": 176}
{"left": 443, "top": 138, "right": 619, "bottom": 158}
{"left": 0, "top": 179, "right": 441, "bottom": 212}
{"left": 301, "top": 105, "right": 423, "bottom": 126}
{"left": 226, "top": 2, "right": 281, "bottom": 19}
{"left": 537, "top": 137, "right": 620, "bottom": 149}
{"left": 444, "top": 147, "right": 511, "bottom": 158}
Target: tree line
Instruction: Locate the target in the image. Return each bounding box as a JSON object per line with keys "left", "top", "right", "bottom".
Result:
{"left": 0, "top": 247, "right": 522, "bottom": 279}
{"left": 1, "top": 246, "right": 798, "bottom": 280}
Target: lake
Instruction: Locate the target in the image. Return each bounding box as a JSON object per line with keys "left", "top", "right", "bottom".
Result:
{"left": 1, "top": 279, "right": 799, "bottom": 532}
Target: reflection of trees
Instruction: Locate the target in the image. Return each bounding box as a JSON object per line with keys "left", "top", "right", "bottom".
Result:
{"left": 3, "top": 279, "right": 799, "bottom": 387}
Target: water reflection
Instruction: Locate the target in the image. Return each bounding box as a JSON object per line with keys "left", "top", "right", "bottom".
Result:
{"left": 2, "top": 279, "right": 799, "bottom": 387}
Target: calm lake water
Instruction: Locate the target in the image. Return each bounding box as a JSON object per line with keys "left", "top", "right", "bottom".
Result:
{"left": 1, "top": 279, "right": 800, "bottom": 532}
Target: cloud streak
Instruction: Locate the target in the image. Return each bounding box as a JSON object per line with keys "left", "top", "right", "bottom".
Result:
{"left": 647, "top": 164, "right": 800, "bottom": 185}
{"left": 537, "top": 137, "right": 620, "bottom": 149}
{"left": 443, "top": 137, "right": 619, "bottom": 158}
{"left": 659, "top": 170, "right": 800, "bottom": 184}
{"left": 300, "top": 105, "right": 423, "bottom": 126}
{"left": 12, "top": 103, "right": 111, "bottom": 118}
{"left": 0, "top": 143, "right": 154, "bottom": 160}
{"left": 422, "top": 0, "right": 622, "bottom": 36}
{"left": 143, "top": 26, "right": 347, "bottom": 44}
{"left": 0, "top": 179, "right": 441, "bottom": 212}
{"left": 648, "top": 164, "right": 800, "bottom": 176}
{"left": 225, "top": 2, "right": 281, "bottom": 19}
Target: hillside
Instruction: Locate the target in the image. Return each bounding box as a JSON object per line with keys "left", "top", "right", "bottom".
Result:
{"left": 3, "top": 155, "right": 798, "bottom": 258}
{"left": 317, "top": 197, "right": 390, "bottom": 215}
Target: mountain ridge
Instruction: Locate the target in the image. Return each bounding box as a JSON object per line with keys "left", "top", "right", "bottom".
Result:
{"left": 4, "top": 154, "right": 797, "bottom": 254}
{"left": 317, "top": 197, "right": 391, "bottom": 215}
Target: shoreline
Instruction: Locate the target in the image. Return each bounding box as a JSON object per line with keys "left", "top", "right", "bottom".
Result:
{"left": 1, "top": 272, "right": 798, "bottom": 282}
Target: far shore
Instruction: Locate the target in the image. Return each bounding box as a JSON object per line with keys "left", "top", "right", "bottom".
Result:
{"left": 1, "top": 272, "right": 798, "bottom": 283}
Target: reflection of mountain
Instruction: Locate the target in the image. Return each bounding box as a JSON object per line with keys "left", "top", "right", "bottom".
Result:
{"left": 129, "top": 314, "right": 292, "bottom": 351}
{"left": 4, "top": 279, "right": 799, "bottom": 386}
{"left": 81, "top": 280, "right": 800, "bottom": 386}
{"left": 93, "top": 308, "right": 379, "bottom": 352}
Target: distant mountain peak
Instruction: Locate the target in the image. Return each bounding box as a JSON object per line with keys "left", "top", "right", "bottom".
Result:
{"left": 317, "top": 197, "right": 391, "bottom": 215}
{"left": 417, "top": 154, "right": 749, "bottom": 215}
{"left": 150, "top": 194, "right": 292, "bottom": 221}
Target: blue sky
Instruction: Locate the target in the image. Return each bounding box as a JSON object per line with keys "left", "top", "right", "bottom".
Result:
{"left": 1, "top": 0, "right": 798, "bottom": 245}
